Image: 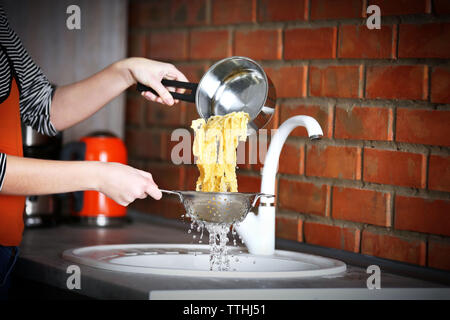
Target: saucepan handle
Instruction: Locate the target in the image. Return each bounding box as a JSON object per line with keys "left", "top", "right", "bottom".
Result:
{"left": 137, "top": 79, "right": 198, "bottom": 103}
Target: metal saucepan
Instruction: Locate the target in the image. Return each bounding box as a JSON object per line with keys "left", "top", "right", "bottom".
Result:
{"left": 161, "top": 190, "right": 274, "bottom": 225}
{"left": 137, "top": 56, "right": 276, "bottom": 132}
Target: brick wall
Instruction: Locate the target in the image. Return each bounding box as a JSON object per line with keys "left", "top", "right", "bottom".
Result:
{"left": 126, "top": 0, "right": 450, "bottom": 271}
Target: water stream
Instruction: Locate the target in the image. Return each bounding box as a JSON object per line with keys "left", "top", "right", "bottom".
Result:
{"left": 185, "top": 215, "right": 242, "bottom": 271}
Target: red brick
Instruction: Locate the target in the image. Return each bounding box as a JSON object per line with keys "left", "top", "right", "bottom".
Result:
{"left": 434, "top": 0, "right": 450, "bottom": 14}
{"left": 363, "top": 148, "right": 426, "bottom": 188}
{"left": 279, "top": 104, "right": 333, "bottom": 138}
{"left": 310, "top": 0, "right": 363, "bottom": 20}
{"left": 431, "top": 66, "right": 450, "bottom": 104}
{"left": 183, "top": 165, "right": 199, "bottom": 190}
{"left": 148, "top": 31, "right": 188, "bottom": 61}
{"left": 361, "top": 230, "right": 426, "bottom": 265}
{"left": 146, "top": 163, "right": 184, "bottom": 190}
{"left": 396, "top": 108, "right": 450, "bottom": 147}
{"left": 306, "top": 145, "right": 362, "bottom": 180}
{"left": 335, "top": 106, "right": 393, "bottom": 141}
{"left": 338, "top": 25, "right": 393, "bottom": 59}
{"left": 399, "top": 23, "right": 450, "bottom": 59}
{"left": 332, "top": 187, "right": 391, "bottom": 226}
{"left": 258, "top": 0, "right": 307, "bottom": 22}
{"left": 125, "top": 129, "right": 162, "bottom": 160}
{"left": 276, "top": 216, "right": 303, "bottom": 242}
{"left": 171, "top": 0, "right": 207, "bottom": 26}
{"left": 284, "top": 27, "right": 337, "bottom": 59}
{"left": 310, "top": 65, "right": 361, "bottom": 98}
{"left": 365, "top": 65, "right": 428, "bottom": 100}
{"left": 176, "top": 64, "right": 207, "bottom": 83}
{"left": 264, "top": 66, "right": 307, "bottom": 98}
{"left": 129, "top": 0, "right": 170, "bottom": 28}
{"left": 369, "top": 0, "right": 429, "bottom": 15}
{"left": 279, "top": 142, "right": 304, "bottom": 175}
{"left": 128, "top": 32, "right": 147, "bottom": 57}
{"left": 395, "top": 195, "right": 450, "bottom": 237}
{"left": 234, "top": 29, "right": 282, "bottom": 60}
{"left": 236, "top": 174, "right": 261, "bottom": 193}
{"left": 428, "top": 155, "right": 450, "bottom": 192}
{"left": 146, "top": 101, "right": 183, "bottom": 127}
{"left": 304, "top": 222, "right": 361, "bottom": 252}
{"left": 189, "top": 30, "right": 231, "bottom": 60}
{"left": 278, "top": 179, "right": 330, "bottom": 216}
{"left": 212, "top": 0, "right": 256, "bottom": 25}
{"left": 185, "top": 103, "right": 201, "bottom": 126}
{"left": 125, "top": 95, "right": 143, "bottom": 126}
{"left": 428, "top": 240, "right": 450, "bottom": 271}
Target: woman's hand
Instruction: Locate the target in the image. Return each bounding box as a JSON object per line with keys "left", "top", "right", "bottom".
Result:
{"left": 97, "top": 162, "right": 162, "bottom": 206}
{"left": 119, "top": 57, "right": 188, "bottom": 106}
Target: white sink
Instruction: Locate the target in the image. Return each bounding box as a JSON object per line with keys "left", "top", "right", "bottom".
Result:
{"left": 62, "top": 244, "right": 346, "bottom": 279}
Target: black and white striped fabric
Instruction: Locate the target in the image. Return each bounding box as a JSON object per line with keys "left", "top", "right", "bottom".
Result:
{"left": 0, "top": 7, "right": 57, "bottom": 190}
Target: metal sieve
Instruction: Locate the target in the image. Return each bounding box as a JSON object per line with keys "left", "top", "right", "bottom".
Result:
{"left": 161, "top": 190, "right": 274, "bottom": 224}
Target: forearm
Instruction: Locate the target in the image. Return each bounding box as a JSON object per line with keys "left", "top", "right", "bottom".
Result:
{"left": 0, "top": 155, "right": 100, "bottom": 195}
{"left": 50, "top": 59, "right": 134, "bottom": 131}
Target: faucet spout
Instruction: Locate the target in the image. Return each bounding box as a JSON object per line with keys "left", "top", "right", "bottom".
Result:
{"left": 236, "top": 115, "right": 323, "bottom": 255}
{"left": 261, "top": 116, "right": 323, "bottom": 196}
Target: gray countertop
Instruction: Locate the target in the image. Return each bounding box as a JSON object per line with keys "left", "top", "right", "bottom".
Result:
{"left": 14, "top": 211, "right": 449, "bottom": 300}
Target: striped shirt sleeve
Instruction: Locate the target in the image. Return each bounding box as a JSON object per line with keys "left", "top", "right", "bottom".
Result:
{"left": 8, "top": 30, "right": 58, "bottom": 136}
{"left": 0, "top": 153, "right": 6, "bottom": 190}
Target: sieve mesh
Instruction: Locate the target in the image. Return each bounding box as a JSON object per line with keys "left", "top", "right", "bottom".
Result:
{"left": 161, "top": 190, "right": 274, "bottom": 224}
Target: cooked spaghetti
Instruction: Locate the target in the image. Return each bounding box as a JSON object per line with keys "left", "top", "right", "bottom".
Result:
{"left": 191, "top": 111, "right": 249, "bottom": 192}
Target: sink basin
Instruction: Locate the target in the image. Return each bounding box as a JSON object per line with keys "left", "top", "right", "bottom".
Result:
{"left": 62, "top": 244, "right": 346, "bottom": 279}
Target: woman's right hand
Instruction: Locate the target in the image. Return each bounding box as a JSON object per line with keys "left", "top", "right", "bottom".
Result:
{"left": 96, "top": 162, "right": 162, "bottom": 206}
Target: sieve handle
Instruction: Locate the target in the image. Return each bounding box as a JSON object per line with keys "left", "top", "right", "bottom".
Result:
{"left": 160, "top": 189, "right": 183, "bottom": 202}
{"left": 251, "top": 193, "right": 275, "bottom": 208}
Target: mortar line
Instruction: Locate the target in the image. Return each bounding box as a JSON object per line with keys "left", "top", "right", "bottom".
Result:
{"left": 130, "top": 12, "right": 450, "bottom": 33}
{"left": 390, "top": 189, "right": 395, "bottom": 229}
{"left": 205, "top": 0, "right": 211, "bottom": 25}
{"left": 304, "top": 0, "right": 310, "bottom": 21}
{"left": 360, "top": 146, "right": 365, "bottom": 186}
{"left": 276, "top": 173, "right": 450, "bottom": 200}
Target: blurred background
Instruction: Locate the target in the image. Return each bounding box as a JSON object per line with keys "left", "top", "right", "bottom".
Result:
{"left": 3, "top": 0, "right": 128, "bottom": 142}
{"left": 3, "top": 0, "right": 450, "bottom": 272}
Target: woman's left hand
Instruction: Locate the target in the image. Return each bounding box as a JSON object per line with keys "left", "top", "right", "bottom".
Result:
{"left": 121, "top": 57, "right": 188, "bottom": 106}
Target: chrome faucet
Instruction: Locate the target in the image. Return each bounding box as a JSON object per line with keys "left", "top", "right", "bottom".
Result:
{"left": 236, "top": 116, "right": 324, "bottom": 255}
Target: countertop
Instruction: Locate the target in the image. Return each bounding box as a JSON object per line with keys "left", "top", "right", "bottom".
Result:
{"left": 13, "top": 211, "right": 450, "bottom": 300}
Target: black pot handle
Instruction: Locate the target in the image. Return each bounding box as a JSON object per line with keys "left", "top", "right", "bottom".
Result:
{"left": 137, "top": 79, "right": 198, "bottom": 103}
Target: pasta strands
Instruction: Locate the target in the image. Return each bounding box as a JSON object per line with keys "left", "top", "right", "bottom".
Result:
{"left": 191, "top": 112, "right": 250, "bottom": 192}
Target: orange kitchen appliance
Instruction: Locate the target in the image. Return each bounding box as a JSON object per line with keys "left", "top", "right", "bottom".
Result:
{"left": 60, "top": 131, "right": 128, "bottom": 226}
